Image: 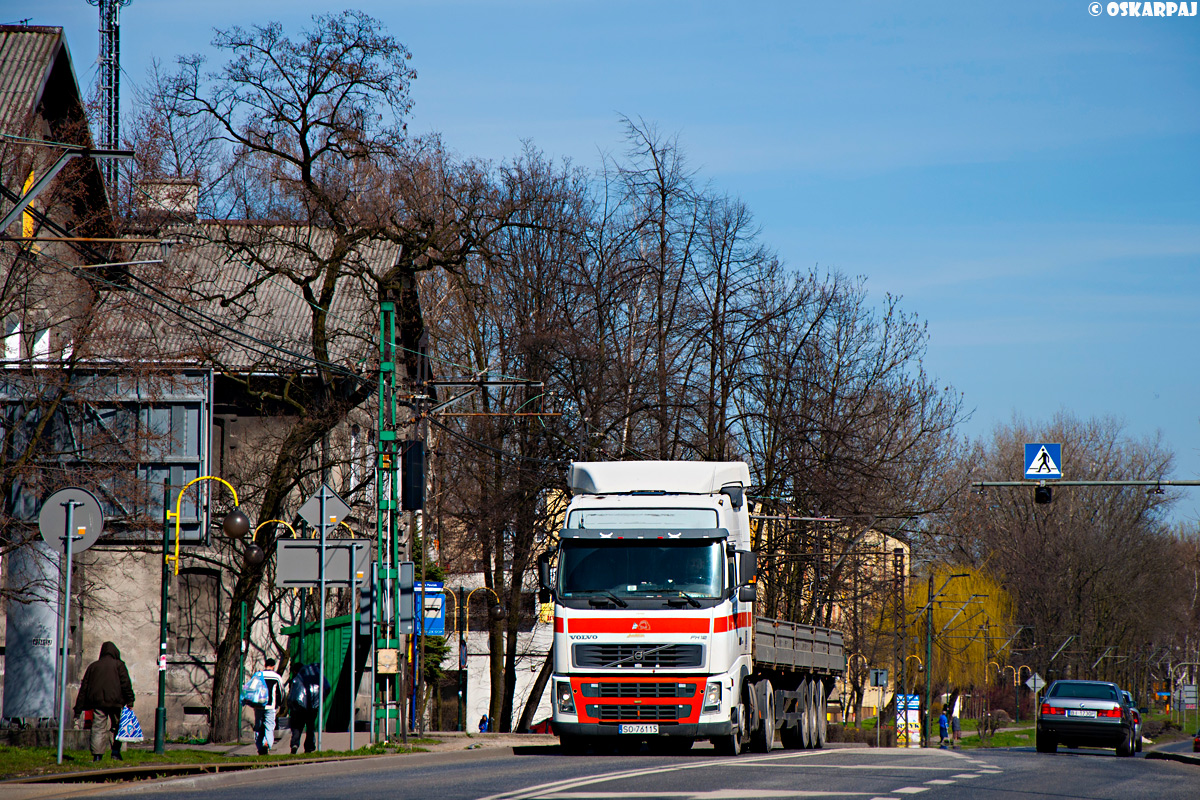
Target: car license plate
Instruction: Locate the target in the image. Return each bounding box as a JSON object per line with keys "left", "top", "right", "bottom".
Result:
{"left": 618, "top": 724, "right": 659, "bottom": 734}
{"left": 1067, "top": 709, "right": 1096, "bottom": 718}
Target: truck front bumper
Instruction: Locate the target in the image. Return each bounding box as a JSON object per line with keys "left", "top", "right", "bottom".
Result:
{"left": 553, "top": 720, "right": 733, "bottom": 738}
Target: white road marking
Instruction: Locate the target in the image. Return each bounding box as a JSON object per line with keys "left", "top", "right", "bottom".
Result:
{"left": 738, "top": 764, "right": 970, "bottom": 772}
{"left": 893, "top": 789, "right": 929, "bottom": 795}
{"left": 924, "top": 779, "right": 955, "bottom": 785}
{"left": 478, "top": 749, "right": 838, "bottom": 800}
{"left": 544, "top": 793, "right": 876, "bottom": 799}
{"left": 950, "top": 773, "right": 980, "bottom": 779}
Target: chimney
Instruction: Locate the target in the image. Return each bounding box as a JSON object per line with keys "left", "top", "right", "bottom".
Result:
{"left": 136, "top": 179, "right": 200, "bottom": 222}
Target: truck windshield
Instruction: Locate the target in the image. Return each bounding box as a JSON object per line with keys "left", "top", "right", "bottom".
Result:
{"left": 559, "top": 540, "right": 724, "bottom": 599}
{"left": 566, "top": 508, "right": 718, "bottom": 529}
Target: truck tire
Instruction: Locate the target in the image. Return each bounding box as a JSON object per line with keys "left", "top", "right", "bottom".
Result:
{"left": 814, "top": 680, "right": 827, "bottom": 749}
{"left": 750, "top": 679, "right": 775, "bottom": 753}
{"left": 805, "top": 679, "right": 818, "bottom": 748}
{"left": 797, "top": 678, "right": 812, "bottom": 748}
{"left": 712, "top": 694, "right": 747, "bottom": 756}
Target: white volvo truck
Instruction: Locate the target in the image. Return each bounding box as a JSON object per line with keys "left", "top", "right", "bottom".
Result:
{"left": 538, "top": 461, "right": 846, "bottom": 754}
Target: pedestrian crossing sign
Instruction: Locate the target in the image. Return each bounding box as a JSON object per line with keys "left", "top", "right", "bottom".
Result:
{"left": 1024, "top": 443, "right": 1062, "bottom": 480}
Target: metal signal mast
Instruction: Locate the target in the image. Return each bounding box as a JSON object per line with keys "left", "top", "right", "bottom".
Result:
{"left": 86, "top": 0, "right": 132, "bottom": 198}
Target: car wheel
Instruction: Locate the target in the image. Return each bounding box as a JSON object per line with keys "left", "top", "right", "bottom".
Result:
{"left": 1116, "top": 729, "right": 1135, "bottom": 757}
{"left": 1036, "top": 736, "right": 1057, "bottom": 754}
{"left": 1135, "top": 733, "right": 1142, "bottom": 753}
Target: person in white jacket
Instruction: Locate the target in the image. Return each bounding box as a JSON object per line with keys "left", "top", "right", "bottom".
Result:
{"left": 254, "top": 658, "right": 284, "bottom": 755}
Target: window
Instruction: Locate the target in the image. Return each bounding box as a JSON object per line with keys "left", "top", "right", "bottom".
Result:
{"left": 3, "top": 319, "right": 19, "bottom": 361}
{"left": 174, "top": 568, "right": 222, "bottom": 655}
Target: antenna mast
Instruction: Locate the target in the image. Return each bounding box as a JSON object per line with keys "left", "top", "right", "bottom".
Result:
{"left": 86, "top": 0, "right": 132, "bottom": 200}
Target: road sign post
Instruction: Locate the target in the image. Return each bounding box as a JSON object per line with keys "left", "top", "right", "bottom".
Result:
{"left": 38, "top": 488, "right": 104, "bottom": 765}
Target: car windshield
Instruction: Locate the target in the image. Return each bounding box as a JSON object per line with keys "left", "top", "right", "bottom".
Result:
{"left": 559, "top": 540, "right": 724, "bottom": 599}
{"left": 1049, "top": 682, "right": 1118, "bottom": 701}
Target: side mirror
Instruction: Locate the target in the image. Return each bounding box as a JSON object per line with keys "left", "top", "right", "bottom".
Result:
{"left": 538, "top": 552, "right": 553, "bottom": 594}
{"left": 737, "top": 550, "right": 757, "bottom": 584}
{"left": 738, "top": 584, "right": 757, "bottom": 603}
{"left": 720, "top": 485, "right": 744, "bottom": 510}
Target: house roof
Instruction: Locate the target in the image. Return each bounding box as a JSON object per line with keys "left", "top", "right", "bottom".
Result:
{"left": 125, "top": 223, "right": 398, "bottom": 374}
{"left": 0, "top": 25, "right": 68, "bottom": 136}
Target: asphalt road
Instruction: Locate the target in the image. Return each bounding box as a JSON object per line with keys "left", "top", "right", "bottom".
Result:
{"left": 33, "top": 741, "right": 1200, "bottom": 800}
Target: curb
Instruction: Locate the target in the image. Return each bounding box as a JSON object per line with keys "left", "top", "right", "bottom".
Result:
{"left": 1, "top": 753, "right": 387, "bottom": 785}
{"left": 1144, "top": 750, "right": 1200, "bottom": 766}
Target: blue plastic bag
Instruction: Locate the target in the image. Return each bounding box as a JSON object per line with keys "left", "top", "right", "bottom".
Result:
{"left": 116, "top": 706, "right": 143, "bottom": 742}
{"left": 240, "top": 671, "right": 269, "bottom": 706}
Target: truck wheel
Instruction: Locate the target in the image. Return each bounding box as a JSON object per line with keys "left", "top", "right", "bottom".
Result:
{"left": 750, "top": 680, "right": 775, "bottom": 753}
{"left": 712, "top": 696, "right": 746, "bottom": 756}
{"left": 814, "top": 680, "right": 827, "bottom": 749}
{"left": 805, "top": 679, "right": 818, "bottom": 748}
{"left": 797, "top": 678, "right": 812, "bottom": 748}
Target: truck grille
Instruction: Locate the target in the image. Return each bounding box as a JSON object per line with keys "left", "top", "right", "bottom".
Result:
{"left": 586, "top": 704, "right": 690, "bottom": 721}
{"left": 579, "top": 682, "right": 698, "bottom": 698}
{"left": 573, "top": 644, "right": 703, "bottom": 669}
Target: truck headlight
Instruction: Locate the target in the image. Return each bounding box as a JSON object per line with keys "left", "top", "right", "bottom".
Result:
{"left": 556, "top": 681, "right": 576, "bottom": 715}
{"left": 703, "top": 681, "right": 722, "bottom": 712}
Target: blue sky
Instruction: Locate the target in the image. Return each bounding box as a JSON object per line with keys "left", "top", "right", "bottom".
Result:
{"left": 19, "top": 1, "right": 1200, "bottom": 524}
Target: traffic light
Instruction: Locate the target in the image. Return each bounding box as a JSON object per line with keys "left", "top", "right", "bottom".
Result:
{"left": 1034, "top": 486, "right": 1053, "bottom": 504}
{"left": 358, "top": 580, "right": 374, "bottom": 636}
{"left": 398, "top": 561, "right": 415, "bottom": 634}
{"left": 401, "top": 440, "right": 425, "bottom": 510}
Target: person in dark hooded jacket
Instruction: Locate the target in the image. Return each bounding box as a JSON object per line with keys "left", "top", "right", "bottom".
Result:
{"left": 73, "top": 642, "right": 135, "bottom": 761}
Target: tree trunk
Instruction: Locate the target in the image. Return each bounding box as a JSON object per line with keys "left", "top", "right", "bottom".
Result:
{"left": 518, "top": 650, "right": 554, "bottom": 733}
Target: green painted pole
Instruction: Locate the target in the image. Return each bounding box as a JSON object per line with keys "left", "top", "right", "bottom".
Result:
{"left": 238, "top": 601, "right": 247, "bottom": 743}
{"left": 154, "top": 477, "right": 170, "bottom": 754}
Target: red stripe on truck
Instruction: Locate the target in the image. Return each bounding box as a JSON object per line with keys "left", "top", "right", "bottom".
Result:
{"left": 566, "top": 617, "right": 712, "bottom": 634}
{"left": 712, "top": 612, "right": 754, "bottom": 632}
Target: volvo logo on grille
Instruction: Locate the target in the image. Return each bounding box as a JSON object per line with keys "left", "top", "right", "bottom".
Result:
{"left": 633, "top": 649, "right": 646, "bottom": 661}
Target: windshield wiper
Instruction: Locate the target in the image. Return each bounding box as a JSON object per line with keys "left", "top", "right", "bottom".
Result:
{"left": 574, "top": 590, "right": 628, "bottom": 608}
{"left": 666, "top": 591, "right": 702, "bottom": 608}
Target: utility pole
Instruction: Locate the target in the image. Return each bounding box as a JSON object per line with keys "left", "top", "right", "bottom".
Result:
{"left": 925, "top": 574, "right": 933, "bottom": 748}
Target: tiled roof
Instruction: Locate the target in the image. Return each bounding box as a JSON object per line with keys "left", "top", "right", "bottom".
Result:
{"left": 125, "top": 223, "right": 397, "bottom": 373}
{"left": 0, "top": 25, "right": 66, "bottom": 136}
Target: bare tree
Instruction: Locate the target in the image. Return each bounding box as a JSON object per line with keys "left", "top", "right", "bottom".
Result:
{"left": 147, "top": 11, "right": 505, "bottom": 740}
{"left": 935, "top": 414, "right": 1188, "bottom": 690}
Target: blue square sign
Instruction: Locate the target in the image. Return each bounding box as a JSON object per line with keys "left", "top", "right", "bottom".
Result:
{"left": 1024, "top": 443, "right": 1062, "bottom": 480}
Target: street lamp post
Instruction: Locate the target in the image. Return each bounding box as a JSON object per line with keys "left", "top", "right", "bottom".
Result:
{"left": 455, "top": 586, "right": 506, "bottom": 731}
{"left": 155, "top": 476, "right": 250, "bottom": 754}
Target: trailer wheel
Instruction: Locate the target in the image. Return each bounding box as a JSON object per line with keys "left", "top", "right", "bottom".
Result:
{"left": 806, "top": 678, "right": 820, "bottom": 748}
{"left": 814, "top": 680, "right": 827, "bottom": 749}
{"left": 750, "top": 679, "right": 775, "bottom": 753}
{"left": 796, "top": 678, "right": 812, "bottom": 748}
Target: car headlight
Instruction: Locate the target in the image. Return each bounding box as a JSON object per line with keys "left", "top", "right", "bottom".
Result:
{"left": 703, "top": 681, "right": 722, "bottom": 712}
{"left": 556, "top": 681, "right": 576, "bottom": 715}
